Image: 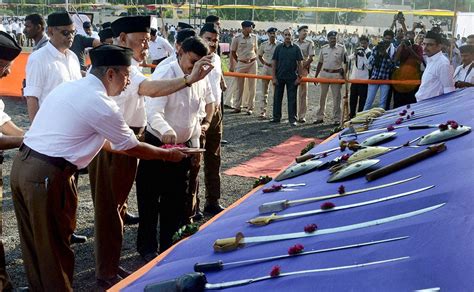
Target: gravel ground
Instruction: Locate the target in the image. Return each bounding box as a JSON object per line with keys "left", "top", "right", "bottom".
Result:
{"left": 1, "top": 76, "right": 345, "bottom": 290}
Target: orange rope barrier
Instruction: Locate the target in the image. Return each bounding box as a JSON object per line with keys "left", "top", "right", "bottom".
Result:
{"left": 223, "top": 71, "right": 421, "bottom": 85}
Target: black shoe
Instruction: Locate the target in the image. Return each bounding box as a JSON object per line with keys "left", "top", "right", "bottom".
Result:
{"left": 230, "top": 109, "right": 241, "bottom": 113}
{"left": 298, "top": 118, "right": 306, "bottom": 123}
{"left": 124, "top": 212, "right": 139, "bottom": 225}
{"left": 117, "top": 266, "right": 132, "bottom": 278}
{"left": 223, "top": 104, "right": 233, "bottom": 109}
{"left": 313, "top": 119, "right": 324, "bottom": 124}
{"left": 269, "top": 119, "right": 280, "bottom": 123}
{"left": 71, "top": 233, "right": 87, "bottom": 244}
{"left": 220, "top": 139, "right": 229, "bottom": 145}
{"left": 141, "top": 252, "right": 159, "bottom": 263}
{"left": 204, "top": 204, "right": 225, "bottom": 215}
{"left": 289, "top": 122, "right": 297, "bottom": 127}
{"left": 96, "top": 275, "right": 123, "bottom": 290}
{"left": 191, "top": 210, "right": 203, "bottom": 221}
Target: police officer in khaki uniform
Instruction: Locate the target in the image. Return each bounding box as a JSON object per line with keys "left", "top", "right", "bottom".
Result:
{"left": 295, "top": 25, "right": 315, "bottom": 123}
{"left": 257, "top": 27, "right": 280, "bottom": 119}
{"left": 314, "top": 30, "right": 346, "bottom": 124}
{"left": 230, "top": 20, "right": 258, "bottom": 114}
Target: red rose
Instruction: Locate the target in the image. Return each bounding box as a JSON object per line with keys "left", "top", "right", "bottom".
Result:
{"left": 395, "top": 118, "right": 403, "bottom": 125}
{"left": 450, "top": 122, "right": 459, "bottom": 129}
{"left": 270, "top": 265, "right": 281, "bottom": 277}
{"left": 406, "top": 115, "right": 411, "bottom": 119}
{"left": 304, "top": 223, "right": 318, "bottom": 233}
{"left": 338, "top": 185, "right": 345, "bottom": 194}
{"left": 321, "top": 202, "right": 336, "bottom": 210}
{"left": 341, "top": 154, "right": 351, "bottom": 161}
{"left": 438, "top": 123, "right": 448, "bottom": 131}
{"left": 288, "top": 244, "right": 304, "bottom": 255}
{"left": 387, "top": 125, "right": 395, "bottom": 131}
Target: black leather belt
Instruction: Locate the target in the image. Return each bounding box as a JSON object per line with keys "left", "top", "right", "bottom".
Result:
{"left": 19, "top": 144, "right": 77, "bottom": 171}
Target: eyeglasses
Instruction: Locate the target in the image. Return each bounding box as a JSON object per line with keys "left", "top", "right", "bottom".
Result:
{"left": 56, "top": 28, "right": 76, "bottom": 37}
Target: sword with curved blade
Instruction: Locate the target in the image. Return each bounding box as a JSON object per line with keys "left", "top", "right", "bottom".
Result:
{"left": 205, "top": 257, "right": 410, "bottom": 289}
{"left": 214, "top": 203, "right": 445, "bottom": 252}
{"left": 259, "top": 175, "right": 421, "bottom": 214}
{"left": 195, "top": 236, "right": 408, "bottom": 272}
{"left": 249, "top": 185, "right": 434, "bottom": 226}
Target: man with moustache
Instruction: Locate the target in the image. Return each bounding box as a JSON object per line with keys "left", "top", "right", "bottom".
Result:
{"left": 10, "top": 44, "right": 187, "bottom": 292}
{"left": 88, "top": 16, "right": 213, "bottom": 286}
{"left": 257, "top": 27, "right": 280, "bottom": 119}
{"left": 415, "top": 30, "right": 455, "bottom": 101}
{"left": 294, "top": 25, "right": 315, "bottom": 123}
{"left": 23, "top": 13, "right": 48, "bottom": 51}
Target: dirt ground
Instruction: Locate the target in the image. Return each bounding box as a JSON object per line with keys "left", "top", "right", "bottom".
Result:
{"left": 1, "top": 74, "right": 365, "bottom": 290}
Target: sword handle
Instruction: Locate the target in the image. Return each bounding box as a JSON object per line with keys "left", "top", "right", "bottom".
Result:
{"left": 213, "top": 232, "right": 245, "bottom": 252}
{"left": 295, "top": 153, "right": 316, "bottom": 163}
{"left": 408, "top": 125, "right": 433, "bottom": 130}
{"left": 248, "top": 214, "right": 281, "bottom": 226}
{"left": 366, "top": 143, "right": 446, "bottom": 182}
{"left": 194, "top": 260, "right": 224, "bottom": 272}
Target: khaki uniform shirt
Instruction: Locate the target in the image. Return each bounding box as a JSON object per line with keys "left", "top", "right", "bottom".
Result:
{"left": 231, "top": 33, "right": 258, "bottom": 61}
{"left": 318, "top": 43, "right": 346, "bottom": 70}
{"left": 295, "top": 39, "right": 315, "bottom": 60}
{"left": 258, "top": 40, "right": 281, "bottom": 65}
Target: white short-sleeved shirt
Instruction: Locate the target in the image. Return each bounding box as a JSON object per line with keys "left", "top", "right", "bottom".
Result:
{"left": 153, "top": 53, "right": 177, "bottom": 73}
{"left": 24, "top": 74, "right": 138, "bottom": 169}
{"left": 146, "top": 60, "right": 212, "bottom": 147}
{"left": 0, "top": 100, "right": 12, "bottom": 127}
{"left": 24, "top": 42, "right": 82, "bottom": 105}
{"left": 112, "top": 59, "right": 148, "bottom": 128}
{"left": 207, "top": 53, "right": 223, "bottom": 107}
{"left": 149, "top": 36, "right": 174, "bottom": 61}
{"left": 453, "top": 62, "right": 474, "bottom": 84}
{"left": 416, "top": 51, "right": 455, "bottom": 101}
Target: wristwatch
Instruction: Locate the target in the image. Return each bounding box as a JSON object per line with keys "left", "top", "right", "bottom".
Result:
{"left": 183, "top": 74, "right": 192, "bottom": 87}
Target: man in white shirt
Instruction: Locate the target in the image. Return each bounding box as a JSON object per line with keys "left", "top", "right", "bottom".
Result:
{"left": 153, "top": 28, "right": 196, "bottom": 71}
{"left": 0, "top": 31, "right": 24, "bottom": 292}
{"left": 348, "top": 35, "right": 371, "bottom": 117}
{"left": 10, "top": 44, "right": 187, "bottom": 292}
{"left": 191, "top": 23, "right": 226, "bottom": 217}
{"left": 148, "top": 27, "right": 174, "bottom": 72}
{"left": 88, "top": 16, "right": 213, "bottom": 286}
{"left": 24, "top": 12, "right": 82, "bottom": 122}
{"left": 136, "top": 36, "right": 214, "bottom": 258}
{"left": 415, "top": 30, "right": 455, "bottom": 101}
{"left": 453, "top": 45, "right": 474, "bottom": 89}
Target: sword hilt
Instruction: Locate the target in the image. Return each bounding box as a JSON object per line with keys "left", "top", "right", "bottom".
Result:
{"left": 295, "top": 153, "right": 316, "bottom": 163}
{"left": 247, "top": 213, "right": 281, "bottom": 226}
{"left": 194, "top": 260, "right": 224, "bottom": 272}
{"left": 213, "top": 232, "right": 245, "bottom": 252}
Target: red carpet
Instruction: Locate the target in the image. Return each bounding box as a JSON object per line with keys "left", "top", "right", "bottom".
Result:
{"left": 224, "top": 135, "right": 322, "bottom": 178}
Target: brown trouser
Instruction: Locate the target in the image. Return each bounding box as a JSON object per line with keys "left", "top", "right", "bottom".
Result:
{"left": 0, "top": 165, "right": 13, "bottom": 291}
{"left": 297, "top": 67, "right": 310, "bottom": 120}
{"left": 88, "top": 149, "right": 137, "bottom": 280}
{"left": 11, "top": 148, "right": 78, "bottom": 291}
{"left": 234, "top": 60, "right": 257, "bottom": 110}
{"left": 188, "top": 108, "right": 223, "bottom": 215}
{"left": 317, "top": 71, "right": 343, "bottom": 123}
{"left": 258, "top": 65, "right": 273, "bottom": 115}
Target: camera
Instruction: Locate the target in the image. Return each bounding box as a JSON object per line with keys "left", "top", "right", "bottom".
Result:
{"left": 356, "top": 47, "right": 366, "bottom": 57}
{"left": 395, "top": 11, "right": 405, "bottom": 22}
{"left": 403, "top": 39, "right": 413, "bottom": 46}
{"left": 414, "top": 22, "right": 424, "bottom": 29}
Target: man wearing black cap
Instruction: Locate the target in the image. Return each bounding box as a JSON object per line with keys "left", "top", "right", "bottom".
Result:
{"left": 230, "top": 20, "right": 258, "bottom": 114}
{"left": 314, "top": 30, "right": 347, "bottom": 124}
{"left": 11, "top": 44, "right": 187, "bottom": 291}
{"left": 0, "top": 30, "right": 24, "bottom": 292}
{"left": 88, "top": 16, "right": 213, "bottom": 284}
{"left": 152, "top": 28, "right": 196, "bottom": 71}
{"left": 177, "top": 21, "right": 193, "bottom": 31}
{"left": 415, "top": 30, "right": 455, "bottom": 101}
{"left": 83, "top": 21, "right": 99, "bottom": 39}
{"left": 295, "top": 25, "right": 315, "bottom": 123}
{"left": 257, "top": 27, "right": 280, "bottom": 119}
{"left": 24, "top": 11, "right": 83, "bottom": 122}
{"left": 98, "top": 27, "right": 113, "bottom": 44}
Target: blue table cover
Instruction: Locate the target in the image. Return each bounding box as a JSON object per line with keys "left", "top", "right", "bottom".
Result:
{"left": 121, "top": 88, "right": 474, "bottom": 291}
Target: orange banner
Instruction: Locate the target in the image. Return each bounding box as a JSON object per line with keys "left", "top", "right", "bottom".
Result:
{"left": 0, "top": 52, "right": 28, "bottom": 97}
